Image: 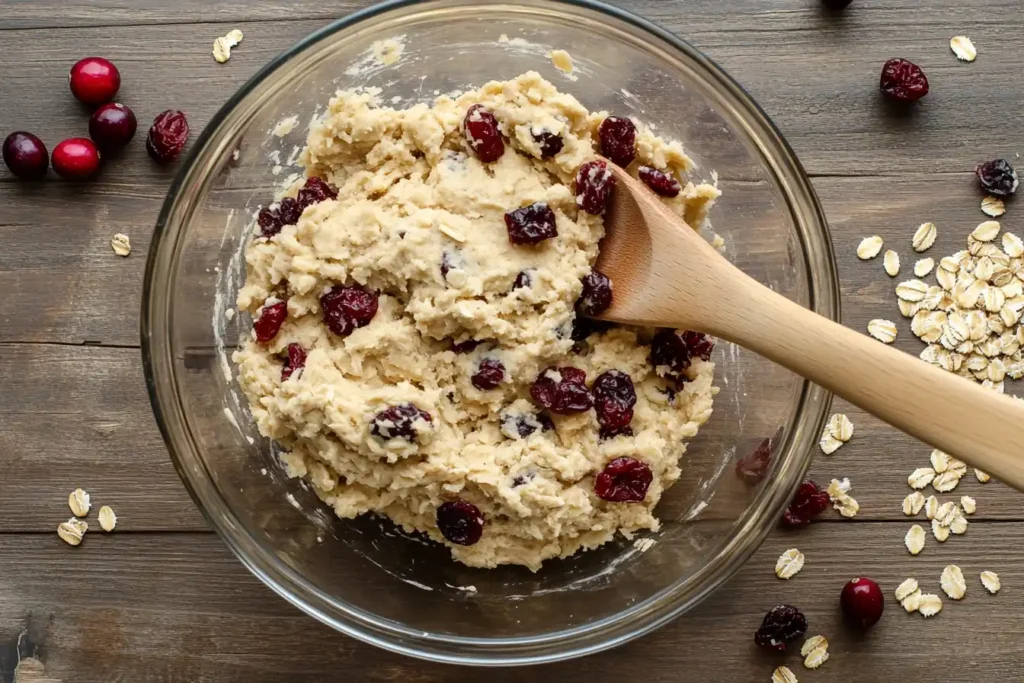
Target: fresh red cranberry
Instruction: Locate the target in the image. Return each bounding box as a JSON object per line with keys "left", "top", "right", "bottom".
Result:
{"left": 754, "top": 605, "right": 807, "bottom": 652}
{"left": 451, "top": 339, "right": 482, "bottom": 354}
{"left": 281, "top": 343, "right": 307, "bottom": 381}
{"left": 297, "top": 176, "right": 338, "bottom": 210}
{"left": 370, "top": 403, "right": 432, "bottom": 441}
{"left": 880, "top": 58, "right": 929, "bottom": 103}
{"left": 320, "top": 284, "right": 378, "bottom": 337}
{"left": 463, "top": 104, "right": 504, "bottom": 163}
{"left": 51, "top": 138, "right": 101, "bottom": 180}
{"left": 638, "top": 166, "right": 682, "bottom": 197}
{"left": 146, "top": 110, "right": 190, "bottom": 164}
{"left": 253, "top": 299, "right": 287, "bottom": 343}
{"left": 575, "top": 160, "right": 616, "bottom": 215}
{"left": 533, "top": 130, "right": 564, "bottom": 158}
{"left": 512, "top": 271, "right": 532, "bottom": 290}
{"left": 782, "top": 480, "right": 831, "bottom": 528}
{"left": 598, "top": 116, "right": 637, "bottom": 167}
{"left": 505, "top": 202, "right": 558, "bottom": 245}
{"left": 576, "top": 271, "right": 613, "bottom": 316}
{"left": 976, "top": 159, "right": 1019, "bottom": 197}
{"left": 683, "top": 331, "right": 715, "bottom": 361}
{"left": 650, "top": 329, "right": 691, "bottom": 375}
{"left": 436, "top": 500, "right": 484, "bottom": 545}
{"left": 592, "top": 370, "right": 636, "bottom": 432}
{"left": 530, "top": 367, "right": 594, "bottom": 414}
{"left": 594, "top": 457, "right": 652, "bottom": 502}
{"left": 69, "top": 57, "right": 120, "bottom": 106}
{"left": 841, "top": 577, "right": 884, "bottom": 628}
{"left": 471, "top": 358, "right": 505, "bottom": 390}
{"left": 2, "top": 132, "right": 48, "bottom": 180}
{"left": 88, "top": 103, "right": 137, "bottom": 152}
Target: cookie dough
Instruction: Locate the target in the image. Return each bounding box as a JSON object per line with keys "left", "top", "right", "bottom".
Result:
{"left": 234, "top": 71, "right": 720, "bottom": 571}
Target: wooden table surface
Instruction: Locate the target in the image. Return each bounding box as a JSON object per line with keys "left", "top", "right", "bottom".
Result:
{"left": 3, "top": 0, "right": 1023, "bottom": 680}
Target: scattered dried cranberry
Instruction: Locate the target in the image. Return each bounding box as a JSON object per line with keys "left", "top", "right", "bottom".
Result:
{"left": 69, "top": 57, "right": 120, "bottom": 106}
{"left": 841, "top": 577, "right": 884, "bottom": 628}
{"left": 52, "top": 138, "right": 101, "bottom": 180}
{"left": 575, "top": 160, "right": 616, "bottom": 215}
{"left": 880, "top": 58, "right": 929, "bottom": 103}
{"left": 512, "top": 271, "right": 532, "bottom": 290}
{"left": 533, "top": 130, "right": 564, "bottom": 158}
{"left": 436, "top": 500, "right": 484, "bottom": 546}
{"left": 570, "top": 316, "right": 613, "bottom": 346}
{"left": 146, "top": 110, "right": 190, "bottom": 164}
{"left": 2, "top": 132, "right": 48, "bottom": 180}
{"left": 576, "top": 271, "right": 613, "bottom": 317}
{"left": 451, "top": 339, "right": 482, "bottom": 354}
{"left": 754, "top": 605, "right": 807, "bottom": 652}
{"left": 254, "top": 300, "right": 288, "bottom": 343}
{"left": 297, "top": 176, "right": 338, "bottom": 210}
{"left": 471, "top": 358, "right": 505, "bottom": 390}
{"left": 258, "top": 206, "right": 284, "bottom": 237}
{"left": 463, "top": 104, "right": 504, "bottom": 163}
{"left": 88, "top": 103, "right": 137, "bottom": 152}
{"left": 976, "top": 159, "right": 1019, "bottom": 197}
{"left": 281, "top": 343, "right": 307, "bottom": 381}
{"left": 594, "top": 457, "right": 652, "bottom": 502}
{"left": 370, "top": 403, "right": 432, "bottom": 441}
{"left": 278, "top": 197, "right": 302, "bottom": 226}
{"left": 599, "top": 425, "right": 634, "bottom": 440}
{"left": 638, "top": 166, "right": 682, "bottom": 197}
{"left": 598, "top": 116, "right": 637, "bottom": 167}
{"left": 320, "top": 284, "right": 378, "bottom": 337}
{"left": 592, "top": 370, "right": 636, "bottom": 433}
{"left": 781, "top": 480, "right": 831, "bottom": 527}
{"left": 683, "top": 331, "right": 715, "bottom": 361}
{"left": 735, "top": 430, "right": 781, "bottom": 486}
{"left": 650, "top": 329, "right": 691, "bottom": 375}
{"left": 505, "top": 202, "right": 558, "bottom": 245}
{"left": 530, "top": 367, "right": 594, "bottom": 414}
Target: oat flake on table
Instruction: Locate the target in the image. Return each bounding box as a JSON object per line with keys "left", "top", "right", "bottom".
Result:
{"left": 980, "top": 570, "right": 1001, "bottom": 594}
{"left": 941, "top": 565, "right": 967, "bottom": 600}
{"left": 961, "top": 495, "right": 977, "bottom": 514}
{"left": 895, "top": 577, "right": 919, "bottom": 601}
{"left": 975, "top": 468, "right": 991, "bottom": 483}
{"left": 857, "top": 235, "right": 884, "bottom": 260}
{"left": 772, "top": 665, "right": 799, "bottom": 683}
{"left": 801, "top": 635, "right": 829, "bottom": 670}
{"left": 68, "top": 488, "right": 90, "bottom": 517}
{"left": 57, "top": 518, "right": 88, "bottom": 546}
{"left": 982, "top": 196, "right": 1006, "bottom": 217}
{"left": 918, "top": 593, "right": 943, "bottom": 617}
{"left": 868, "top": 319, "right": 898, "bottom": 343}
{"left": 775, "top": 548, "right": 805, "bottom": 580}
{"left": 98, "top": 505, "right": 117, "bottom": 532}
{"left": 826, "top": 413, "right": 854, "bottom": 442}
{"left": 932, "top": 518, "right": 951, "bottom": 542}
{"left": 902, "top": 491, "right": 925, "bottom": 516}
{"left": 950, "top": 35, "right": 978, "bottom": 62}
{"left": 914, "top": 258, "right": 935, "bottom": 277}
{"left": 901, "top": 589, "right": 923, "bottom": 613}
{"left": 913, "top": 222, "right": 937, "bottom": 252}
{"left": 908, "top": 467, "right": 936, "bottom": 489}
{"left": 905, "top": 524, "right": 926, "bottom": 555}
{"left": 883, "top": 249, "right": 900, "bottom": 277}
{"left": 925, "top": 495, "right": 939, "bottom": 519}
{"left": 111, "top": 233, "right": 131, "bottom": 256}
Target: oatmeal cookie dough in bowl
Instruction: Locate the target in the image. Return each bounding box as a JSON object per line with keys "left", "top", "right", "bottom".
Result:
{"left": 233, "top": 72, "right": 722, "bottom": 570}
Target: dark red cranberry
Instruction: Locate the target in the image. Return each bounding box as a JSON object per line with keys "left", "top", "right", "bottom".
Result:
{"left": 598, "top": 116, "right": 637, "bottom": 167}
{"left": 592, "top": 370, "right": 636, "bottom": 432}
{"left": 594, "top": 457, "right": 652, "bottom": 502}
{"left": 51, "top": 138, "right": 101, "bottom": 180}
{"left": 281, "top": 343, "right": 307, "bottom": 381}
{"left": 258, "top": 206, "right": 284, "bottom": 237}
{"left": 650, "top": 329, "right": 691, "bottom": 375}
{"left": 370, "top": 403, "right": 432, "bottom": 441}
{"left": 822, "top": 0, "right": 853, "bottom": 8}
{"left": 278, "top": 197, "right": 302, "bottom": 226}
{"left": 781, "top": 480, "right": 831, "bottom": 528}
{"left": 638, "top": 166, "right": 682, "bottom": 197}
{"left": 88, "top": 103, "right": 137, "bottom": 152}
{"left": 976, "top": 159, "right": 1019, "bottom": 197}
{"left": 599, "top": 425, "right": 634, "bottom": 440}
{"left": 754, "top": 605, "right": 807, "bottom": 652}
{"left": 471, "top": 358, "right": 505, "bottom": 390}
{"left": 736, "top": 432, "right": 780, "bottom": 486}
{"left": 570, "top": 316, "right": 613, "bottom": 345}
{"left": 297, "top": 176, "right": 338, "bottom": 210}
{"left": 533, "top": 130, "right": 564, "bottom": 158}
{"left": 683, "top": 331, "right": 715, "bottom": 361}
{"left": 511, "top": 472, "right": 534, "bottom": 487}
{"left": 69, "top": 57, "right": 120, "bottom": 106}
{"left": 530, "top": 367, "right": 594, "bottom": 414}
{"left": 463, "top": 105, "right": 504, "bottom": 163}
{"left": 320, "top": 285, "right": 378, "bottom": 337}
{"left": 146, "top": 110, "right": 190, "bottom": 164}
{"left": 451, "top": 339, "right": 482, "bottom": 354}
{"left": 512, "top": 271, "right": 532, "bottom": 290}
{"left": 880, "top": 58, "right": 929, "bottom": 103}
{"left": 505, "top": 202, "right": 558, "bottom": 245}
{"left": 841, "top": 577, "right": 884, "bottom": 628}
{"left": 254, "top": 300, "right": 287, "bottom": 343}
{"left": 2, "top": 132, "right": 48, "bottom": 180}
{"left": 436, "top": 500, "right": 484, "bottom": 546}
{"left": 576, "top": 271, "right": 613, "bottom": 317}
{"left": 575, "top": 160, "right": 616, "bottom": 215}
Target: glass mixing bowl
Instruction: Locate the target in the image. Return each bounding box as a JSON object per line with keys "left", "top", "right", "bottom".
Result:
{"left": 142, "top": 0, "right": 837, "bottom": 666}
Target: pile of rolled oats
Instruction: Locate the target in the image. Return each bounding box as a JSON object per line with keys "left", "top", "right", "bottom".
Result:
{"left": 57, "top": 488, "right": 117, "bottom": 546}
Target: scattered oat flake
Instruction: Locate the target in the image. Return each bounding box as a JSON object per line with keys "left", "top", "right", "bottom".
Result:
{"left": 902, "top": 491, "right": 925, "bottom": 516}
{"left": 883, "top": 249, "right": 900, "bottom": 277}
{"left": 868, "top": 319, "right": 898, "bottom": 343}
{"left": 932, "top": 518, "right": 951, "bottom": 542}
{"left": 973, "top": 220, "right": 1001, "bottom": 242}
{"left": 827, "top": 478, "right": 852, "bottom": 498}
{"left": 935, "top": 501, "right": 958, "bottom": 526}
{"left": 772, "top": 666, "right": 798, "bottom": 683}
{"left": 225, "top": 29, "right": 244, "bottom": 46}
{"left": 961, "top": 495, "right": 977, "bottom": 514}
{"left": 975, "top": 468, "right": 991, "bottom": 483}
{"left": 908, "top": 467, "right": 936, "bottom": 489}
{"left": 950, "top": 35, "right": 977, "bottom": 62}
{"left": 857, "top": 235, "right": 884, "bottom": 259}
{"left": 57, "top": 518, "right": 88, "bottom": 546}
{"left": 801, "top": 635, "right": 829, "bottom": 670}
{"left": 819, "top": 433, "right": 843, "bottom": 455}
{"left": 950, "top": 512, "right": 968, "bottom": 535}
{"left": 111, "top": 233, "right": 131, "bottom": 256}
{"left": 905, "top": 524, "right": 926, "bottom": 555}
{"left": 775, "top": 548, "right": 805, "bottom": 579}
{"left": 895, "top": 578, "right": 919, "bottom": 602}
{"left": 925, "top": 495, "right": 939, "bottom": 519}
{"left": 800, "top": 635, "right": 827, "bottom": 657}
{"left": 933, "top": 471, "right": 961, "bottom": 493}
{"left": 1002, "top": 232, "right": 1023, "bottom": 257}
{"left": 212, "top": 36, "right": 233, "bottom": 63}
{"left": 982, "top": 196, "right": 1006, "bottom": 217}
{"left": 896, "top": 279, "right": 929, "bottom": 302}
{"left": 835, "top": 496, "right": 860, "bottom": 518}
{"left": 918, "top": 593, "right": 943, "bottom": 617}
{"left": 98, "top": 505, "right": 117, "bottom": 532}
{"left": 913, "top": 222, "right": 937, "bottom": 252}
{"left": 914, "top": 258, "right": 935, "bottom": 277}
{"left": 902, "top": 589, "right": 922, "bottom": 612}
{"left": 980, "top": 570, "right": 1001, "bottom": 594}
{"left": 826, "top": 413, "right": 854, "bottom": 442}
{"left": 930, "top": 449, "right": 950, "bottom": 473}
{"left": 68, "top": 488, "right": 91, "bottom": 517}
{"left": 941, "top": 565, "right": 967, "bottom": 600}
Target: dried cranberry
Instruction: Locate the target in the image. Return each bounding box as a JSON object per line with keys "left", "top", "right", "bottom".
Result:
{"left": 471, "top": 358, "right": 505, "bottom": 390}
{"left": 88, "top": 103, "right": 137, "bottom": 152}
{"left": 599, "top": 425, "right": 634, "bottom": 440}
{"left": 592, "top": 370, "right": 636, "bottom": 432}
{"left": 512, "top": 271, "right": 532, "bottom": 289}
{"left": 69, "top": 57, "right": 120, "bottom": 106}
{"left": 451, "top": 339, "right": 482, "bottom": 354}
{"left": 2, "top": 132, "right": 48, "bottom": 180}
{"left": 841, "top": 577, "right": 884, "bottom": 628}
{"left": 533, "top": 130, "right": 564, "bottom": 158}
{"left": 320, "top": 285, "right": 378, "bottom": 337}
{"left": 735, "top": 432, "right": 780, "bottom": 486}
{"left": 576, "top": 271, "right": 613, "bottom": 317}
{"left": 297, "top": 176, "right": 338, "bottom": 210}
{"left": 52, "top": 138, "right": 101, "bottom": 180}
{"left": 505, "top": 202, "right": 558, "bottom": 245}
{"left": 370, "top": 403, "right": 432, "bottom": 441}
{"left": 754, "top": 605, "right": 807, "bottom": 652}
{"left": 976, "top": 159, "right": 1019, "bottom": 197}
{"left": 570, "top": 316, "right": 612, "bottom": 345}
{"left": 575, "top": 160, "right": 616, "bottom": 215}
{"left": 258, "top": 206, "right": 284, "bottom": 237}
{"left": 683, "top": 331, "right": 715, "bottom": 361}
{"left": 146, "top": 110, "right": 190, "bottom": 164}
{"left": 880, "top": 58, "right": 929, "bottom": 103}
{"left": 781, "top": 480, "right": 831, "bottom": 528}
{"left": 594, "top": 457, "right": 652, "bottom": 502}
{"left": 436, "top": 500, "right": 484, "bottom": 546}
{"left": 254, "top": 300, "right": 287, "bottom": 343}
{"left": 638, "top": 166, "right": 682, "bottom": 197}
{"left": 281, "top": 343, "right": 307, "bottom": 381}
{"left": 463, "top": 104, "right": 504, "bottom": 163}
{"left": 598, "top": 116, "right": 637, "bottom": 167}
{"left": 650, "top": 329, "right": 691, "bottom": 375}
{"left": 530, "top": 367, "right": 594, "bottom": 414}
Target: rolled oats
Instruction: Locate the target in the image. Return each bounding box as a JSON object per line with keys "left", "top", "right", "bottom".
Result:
{"left": 826, "top": 413, "right": 855, "bottom": 442}
{"left": 98, "top": 505, "right": 117, "bottom": 532}
{"left": 905, "top": 524, "right": 926, "bottom": 555}
{"left": 857, "top": 235, "right": 884, "bottom": 260}
{"left": 775, "top": 548, "right": 805, "bottom": 579}
{"left": 929, "top": 450, "right": 950, "bottom": 473}
{"left": 913, "top": 222, "right": 937, "bottom": 252}
{"left": 819, "top": 433, "right": 843, "bottom": 455}
{"left": 924, "top": 495, "right": 939, "bottom": 519}
{"left": 896, "top": 279, "right": 929, "bottom": 302}
{"left": 57, "top": 518, "right": 88, "bottom": 547}
{"left": 960, "top": 495, "right": 977, "bottom": 514}
{"left": 895, "top": 577, "right": 919, "bottom": 601}
{"left": 884, "top": 249, "right": 900, "bottom": 277}
{"left": 932, "top": 518, "right": 950, "bottom": 542}
{"left": 902, "top": 491, "right": 925, "bottom": 516}
{"left": 941, "top": 565, "right": 967, "bottom": 600}
{"left": 918, "top": 593, "right": 943, "bottom": 617}
{"left": 914, "top": 258, "right": 935, "bottom": 277}
{"left": 949, "top": 512, "right": 968, "bottom": 535}
{"left": 1002, "top": 231, "right": 1023, "bottom": 257}
{"left": 908, "top": 467, "right": 936, "bottom": 489}
{"left": 901, "top": 589, "right": 923, "bottom": 612}
{"left": 935, "top": 501, "right": 958, "bottom": 526}
{"left": 111, "top": 233, "right": 131, "bottom": 257}
{"left": 973, "top": 220, "right": 1001, "bottom": 242}
{"left": 68, "top": 488, "right": 90, "bottom": 517}
{"left": 982, "top": 196, "right": 1006, "bottom": 217}
{"left": 772, "top": 666, "right": 798, "bottom": 683}
{"left": 950, "top": 35, "right": 977, "bottom": 62}
{"left": 868, "top": 319, "right": 898, "bottom": 343}
{"left": 800, "top": 635, "right": 827, "bottom": 657}
{"left": 932, "top": 471, "right": 961, "bottom": 493}
{"left": 801, "top": 636, "right": 829, "bottom": 670}
{"left": 975, "top": 468, "right": 991, "bottom": 483}
{"left": 980, "top": 571, "right": 1001, "bottom": 594}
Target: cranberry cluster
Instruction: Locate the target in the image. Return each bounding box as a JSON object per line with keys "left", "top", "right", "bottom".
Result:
{"left": 258, "top": 176, "right": 339, "bottom": 237}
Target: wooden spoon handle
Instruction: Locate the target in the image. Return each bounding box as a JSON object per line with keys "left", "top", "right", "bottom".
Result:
{"left": 704, "top": 266, "right": 1024, "bottom": 490}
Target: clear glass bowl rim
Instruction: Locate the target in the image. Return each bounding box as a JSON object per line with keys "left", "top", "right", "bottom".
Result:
{"left": 141, "top": 0, "right": 839, "bottom": 666}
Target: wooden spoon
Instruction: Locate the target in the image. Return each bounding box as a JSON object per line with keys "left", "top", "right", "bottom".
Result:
{"left": 595, "top": 161, "right": 1024, "bottom": 491}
